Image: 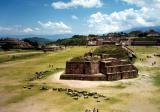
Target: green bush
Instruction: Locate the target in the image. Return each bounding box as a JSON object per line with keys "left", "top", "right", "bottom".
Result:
{"left": 93, "top": 45, "right": 129, "bottom": 59}
{"left": 70, "top": 45, "right": 130, "bottom": 61}
{"left": 153, "top": 74, "right": 160, "bottom": 87}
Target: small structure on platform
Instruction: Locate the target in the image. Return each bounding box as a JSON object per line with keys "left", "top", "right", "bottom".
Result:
{"left": 60, "top": 46, "right": 138, "bottom": 81}
{"left": 87, "top": 37, "right": 131, "bottom": 46}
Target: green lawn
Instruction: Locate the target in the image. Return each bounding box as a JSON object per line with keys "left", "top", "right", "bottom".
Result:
{"left": 0, "top": 46, "right": 160, "bottom": 112}
{"left": 0, "top": 46, "right": 96, "bottom": 106}
{"left": 0, "top": 51, "right": 44, "bottom": 63}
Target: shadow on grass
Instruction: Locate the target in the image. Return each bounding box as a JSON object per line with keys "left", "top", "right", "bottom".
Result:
{"left": 153, "top": 74, "right": 160, "bottom": 87}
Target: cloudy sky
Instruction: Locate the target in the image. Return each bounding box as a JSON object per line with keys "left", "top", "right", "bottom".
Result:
{"left": 0, "top": 0, "right": 160, "bottom": 35}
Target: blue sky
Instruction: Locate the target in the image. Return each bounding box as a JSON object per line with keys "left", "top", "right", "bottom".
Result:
{"left": 0, "top": 0, "right": 160, "bottom": 35}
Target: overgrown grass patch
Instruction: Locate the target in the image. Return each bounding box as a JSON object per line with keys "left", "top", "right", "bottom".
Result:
{"left": 28, "top": 68, "right": 64, "bottom": 81}
{"left": 117, "top": 93, "right": 133, "bottom": 98}
{"left": 4, "top": 86, "right": 40, "bottom": 105}
{"left": 106, "top": 97, "right": 122, "bottom": 104}
{"left": 129, "top": 46, "right": 160, "bottom": 55}
{"left": 112, "top": 83, "right": 127, "bottom": 89}
{"left": 93, "top": 45, "right": 129, "bottom": 59}
{"left": 0, "top": 52, "right": 44, "bottom": 63}
{"left": 99, "top": 82, "right": 129, "bottom": 89}
{"left": 153, "top": 74, "right": 160, "bottom": 87}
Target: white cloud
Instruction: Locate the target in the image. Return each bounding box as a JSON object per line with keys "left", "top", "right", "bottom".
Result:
{"left": 0, "top": 21, "right": 72, "bottom": 35}
{"left": 0, "top": 26, "right": 12, "bottom": 32}
{"left": 23, "top": 28, "right": 33, "bottom": 33}
{"left": 88, "top": 0, "right": 160, "bottom": 34}
{"left": 121, "top": 0, "right": 160, "bottom": 9}
{"left": 52, "top": 0, "right": 103, "bottom": 9}
{"left": 71, "top": 15, "right": 79, "bottom": 20}
{"left": 35, "top": 27, "right": 40, "bottom": 31}
{"left": 38, "top": 21, "right": 72, "bottom": 33}
{"left": 0, "top": 26, "right": 17, "bottom": 34}
{"left": 0, "top": 26, "right": 35, "bottom": 34}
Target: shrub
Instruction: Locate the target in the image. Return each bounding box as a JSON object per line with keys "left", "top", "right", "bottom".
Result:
{"left": 93, "top": 45, "right": 129, "bottom": 59}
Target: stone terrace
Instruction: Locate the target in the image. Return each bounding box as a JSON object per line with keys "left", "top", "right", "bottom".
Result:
{"left": 60, "top": 58, "right": 138, "bottom": 81}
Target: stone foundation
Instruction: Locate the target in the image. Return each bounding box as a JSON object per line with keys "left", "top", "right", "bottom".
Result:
{"left": 60, "top": 74, "right": 106, "bottom": 81}
{"left": 60, "top": 58, "right": 138, "bottom": 81}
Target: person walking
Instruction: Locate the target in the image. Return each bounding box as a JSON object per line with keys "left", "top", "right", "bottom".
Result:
{"left": 85, "top": 109, "right": 88, "bottom": 112}
{"left": 97, "top": 109, "right": 99, "bottom": 112}
{"left": 93, "top": 108, "right": 96, "bottom": 112}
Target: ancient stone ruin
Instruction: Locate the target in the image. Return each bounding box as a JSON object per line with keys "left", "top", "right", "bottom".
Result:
{"left": 60, "top": 58, "right": 138, "bottom": 81}
{"left": 60, "top": 46, "right": 138, "bottom": 81}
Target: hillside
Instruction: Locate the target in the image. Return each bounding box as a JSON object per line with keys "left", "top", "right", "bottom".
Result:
{"left": 0, "top": 34, "right": 73, "bottom": 41}
{"left": 126, "top": 26, "right": 160, "bottom": 32}
{"left": 23, "top": 37, "right": 52, "bottom": 45}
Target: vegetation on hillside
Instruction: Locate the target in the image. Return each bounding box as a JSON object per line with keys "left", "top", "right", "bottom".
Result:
{"left": 23, "top": 37, "right": 52, "bottom": 48}
{"left": 70, "top": 45, "right": 129, "bottom": 61}
{"left": 70, "top": 55, "right": 100, "bottom": 61}
{"left": 93, "top": 45, "right": 129, "bottom": 59}
{"left": 153, "top": 74, "right": 160, "bottom": 87}
{"left": 55, "top": 35, "right": 88, "bottom": 46}
{"left": 129, "top": 29, "right": 160, "bottom": 37}
{"left": 132, "top": 36, "right": 160, "bottom": 41}
{"left": 0, "top": 51, "right": 44, "bottom": 63}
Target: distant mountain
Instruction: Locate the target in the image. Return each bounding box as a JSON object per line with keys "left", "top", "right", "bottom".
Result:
{"left": 126, "top": 26, "right": 160, "bottom": 32}
{"left": 0, "top": 34, "right": 73, "bottom": 41}
{"left": 23, "top": 37, "right": 52, "bottom": 45}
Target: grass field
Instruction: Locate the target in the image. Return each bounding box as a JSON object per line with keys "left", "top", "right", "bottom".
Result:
{"left": 0, "top": 46, "right": 160, "bottom": 112}
{"left": 0, "top": 51, "right": 44, "bottom": 63}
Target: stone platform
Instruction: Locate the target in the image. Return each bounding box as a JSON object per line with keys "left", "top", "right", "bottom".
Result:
{"left": 60, "top": 58, "right": 138, "bottom": 81}
{"left": 60, "top": 70, "right": 138, "bottom": 81}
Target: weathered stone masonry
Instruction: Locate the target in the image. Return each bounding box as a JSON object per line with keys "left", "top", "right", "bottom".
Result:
{"left": 65, "top": 61, "right": 99, "bottom": 75}
{"left": 60, "top": 58, "right": 138, "bottom": 81}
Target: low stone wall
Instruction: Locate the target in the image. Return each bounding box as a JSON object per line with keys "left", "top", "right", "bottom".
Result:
{"left": 99, "top": 61, "right": 131, "bottom": 73}
{"left": 100, "top": 60, "right": 138, "bottom": 80}
{"left": 121, "top": 70, "right": 138, "bottom": 79}
{"left": 60, "top": 74, "right": 106, "bottom": 81}
{"left": 106, "top": 70, "right": 138, "bottom": 81}
{"left": 105, "top": 64, "right": 133, "bottom": 73}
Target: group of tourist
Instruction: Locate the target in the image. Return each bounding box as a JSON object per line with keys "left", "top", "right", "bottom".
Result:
{"left": 48, "top": 64, "right": 54, "bottom": 68}
{"left": 152, "top": 61, "right": 156, "bottom": 66}
{"left": 85, "top": 108, "right": 99, "bottom": 112}
{"left": 139, "top": 58, "right": 144, "bottom": 61}
{"left": 140, "top": 55, "right": 157, "bottom": 66}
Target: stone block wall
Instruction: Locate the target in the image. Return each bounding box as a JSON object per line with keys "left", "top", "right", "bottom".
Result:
{"left": 61, "top": 58, "right": 138, "bottom": 81}
{"left": 89, "top": 62, "right": 99, "bottom": 74}
{"left": 121, "top": 70, "right": 138, "bottom": 79}
{"left": 65, "top": 61, "right": 99, "bottom": 75}
{"left": 60, "top": 74, "right": 106, "bottom": 81}
{"left": 99, "top": 59, "right": 138, "bottom": 80}
{"left": 65, "top": 62, "right": 84, "bottom": 74}
{"left": 107, "top": 72, "right": 122, "bottom": 81}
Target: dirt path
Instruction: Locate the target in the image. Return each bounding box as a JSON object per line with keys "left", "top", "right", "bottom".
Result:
{"left": 48, "top": 71, "right": 129, "bottom": 88}
{"left": 0, "top": 61, "right": 26, "bottom": 68}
